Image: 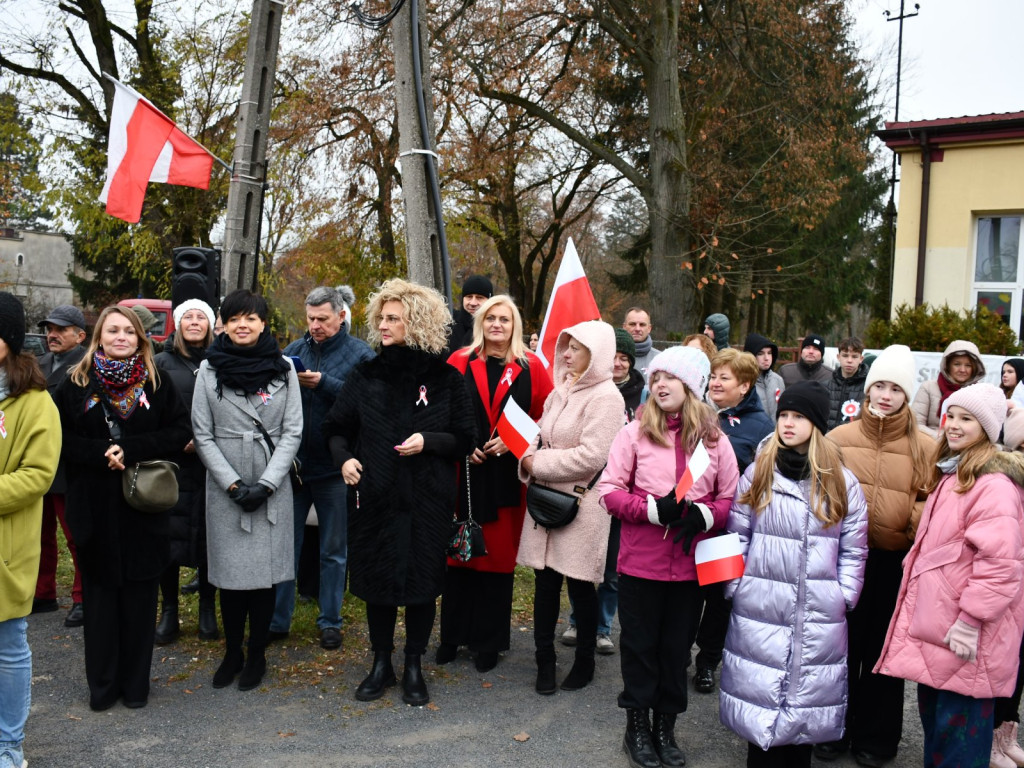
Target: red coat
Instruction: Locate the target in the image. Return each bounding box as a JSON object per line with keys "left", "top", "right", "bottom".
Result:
{"left": 446, "top": 349, "right": 552, "bottom": 572}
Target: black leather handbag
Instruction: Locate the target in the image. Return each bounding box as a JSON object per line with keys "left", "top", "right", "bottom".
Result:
{"left": 526, "top": 438, "right": 605, "bottom": 530}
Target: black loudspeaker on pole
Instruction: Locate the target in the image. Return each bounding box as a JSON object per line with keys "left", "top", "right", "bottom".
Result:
{"left": 172, "top": 246, "right": 222, "bottom": 310}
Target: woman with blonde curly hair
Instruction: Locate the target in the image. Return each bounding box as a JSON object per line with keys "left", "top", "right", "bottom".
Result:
{"left": 324, "top": 278, "right": 476, "bottom": 706}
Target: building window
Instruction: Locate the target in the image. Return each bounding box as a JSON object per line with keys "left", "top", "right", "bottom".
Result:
{"left": 973, "top": 215, "right": 1024, "bottom": 337}
{"left": 15, "top": 253, "right": 24, "bottom": 267}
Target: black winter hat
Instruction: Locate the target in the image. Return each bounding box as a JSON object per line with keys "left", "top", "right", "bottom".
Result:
{"left": 614, "top": 328, "right": 636, "bottom": 369}
{"left": 800, "top": 334, "right": 826, "bottom": 354}
{"left": 461, "top": 275, "right": 493, "bottom": 299}
{"left": 743, "top": 332, "right": 778, "bottom": 367}
{"left": 0, "top": 291, "right": 26, "bottom": 355}
{"left": 776, "top": 380, "right": 829, "bottom": 435}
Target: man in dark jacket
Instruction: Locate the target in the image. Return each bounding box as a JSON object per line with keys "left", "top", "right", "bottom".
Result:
{"left": 779, "top": 333, "right": 832, "bottom": 387}
{"left": 704, "top": 313, "right": 731, "bottom": 351}
{"left": 270, "top": 287, "right": 375, "bottom": 650}
{"left": 445, "top": 275, "right": 493, "bottom": 354}
{"left": 33, "top": 304, "right": 88, "bottom": 628}
{"left": 826, "top": 337, "right": 869, "bottom": 431}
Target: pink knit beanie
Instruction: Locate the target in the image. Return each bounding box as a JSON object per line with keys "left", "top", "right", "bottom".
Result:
{"left": 944, "top": 383, "right": 1007, "bottom": 443}
{"left": 1003, "top": 408, "right": 1024, "bottom": 451}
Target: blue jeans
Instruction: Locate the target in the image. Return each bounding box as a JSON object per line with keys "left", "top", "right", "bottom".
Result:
{"left": 0, "top": 618, "right": 30, "bottom": 767}
{"left": 271, "top": 475, "right": 348, "bottom": 632}
{"left": 570, "top": 518, "right": 620, "bottom": 635}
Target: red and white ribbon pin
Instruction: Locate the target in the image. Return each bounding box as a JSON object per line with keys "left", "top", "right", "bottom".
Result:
{"left": 139, "top": 391, "right": 151, "bottom": 410}
{"left": 416, "top": 386, "right": 428, "bottom": 406}
{"left": 501, "top": 368, "right": 513, "bottom": 386}
{"left": 257, "top": 388, "right": 272, "bottom": 405}
{"left": 0, "top": 410, "right": 6, "bottom": 439}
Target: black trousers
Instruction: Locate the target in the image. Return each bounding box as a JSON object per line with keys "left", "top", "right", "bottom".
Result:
{"left": 159, "top": 561, "right": 214, "bottom": 607}
{"left": 220, "top": 588, "right": 275, "bottom": 654}
{"left": 533, "top": 567, "right": 597, "bottom": 654}
{"left": 995, "top": 632, "right": 1024, "bottom": 725}
{"left": 846, "top": 548, "right": 906, "bottom": 757}
{"left": 618, "top": 574, "right": 700, "bottom": 713}
{"left": 746, "top": 742, "right": 812, "bottom": 767}
{"left": 692, "top": 580, "right": 731, "bottom": 669}
{"left": 82, "top": 575, "right": 159, "bottom": 709}
{"left": 366, "top": 602, "right": 436, "bottom": 656}
{"left": 439, "top": 569, "right": 515, "bottom": 653}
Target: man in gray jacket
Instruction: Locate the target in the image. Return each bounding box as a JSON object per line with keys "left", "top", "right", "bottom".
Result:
{"left": 623, "top": 307, "right": 660, "bottom": 380}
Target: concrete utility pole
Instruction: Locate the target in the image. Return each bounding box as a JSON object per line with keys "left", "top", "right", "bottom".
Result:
{"left": 221, "top": 0, "right": 285, "bottom": 295}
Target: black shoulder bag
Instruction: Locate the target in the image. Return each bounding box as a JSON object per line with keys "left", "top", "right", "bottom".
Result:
{"left": 252, "top": 417, "right": 303, "bottom": 489}
{"left": 525, "top": 435, "right": 605, "bottom": 530}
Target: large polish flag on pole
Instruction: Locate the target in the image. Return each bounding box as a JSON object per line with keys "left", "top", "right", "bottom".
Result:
{"left": 536, "top": 238, "right": 601, "bottom": 368}
{"left": 99, "top": 74, "right": 216, "bottom": 223}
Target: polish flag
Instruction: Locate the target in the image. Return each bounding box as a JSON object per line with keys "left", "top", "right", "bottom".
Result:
{"left": 694, "top": 532, "right": 745, "bottom": 586}
{"left": 99, "top": 75, "right": 215, "bottom": 223}
{"left": 675, "top": 440, "right": 710, "bottom": 503}
{"left": 536, "top": 238, "right": 601, "bottom": 368}
{"left": 496, "top": 397, "right": 540, "bottom": 459}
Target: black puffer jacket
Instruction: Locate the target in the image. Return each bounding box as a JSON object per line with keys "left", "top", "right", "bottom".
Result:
{"left": 826, "top": 362, "right": 869, "bottom": 431}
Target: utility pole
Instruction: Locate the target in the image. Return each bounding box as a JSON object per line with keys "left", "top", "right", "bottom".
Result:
{"left": 221, "top": 0, "right": 285, "bottom": 295}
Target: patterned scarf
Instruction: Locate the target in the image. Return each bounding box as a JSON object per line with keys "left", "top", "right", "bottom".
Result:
{"left": 92, "top": 350, "right": 148, "bottom": 419}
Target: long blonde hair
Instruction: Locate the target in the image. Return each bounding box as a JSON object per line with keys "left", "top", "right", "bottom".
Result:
{"left": 639, "top": 376, "right": 720, "bottom": 452}
{"left": 365, "top": 278, "right": 451, "bottom": 354}
{"left": 927, "top": 431, "right": 996, "bottom": 494}
{"left": 739, "top": 428, "right": 849, "bottom": 527}
{"left": 69, "top": 306, "right": 161, "bottom": 389}
{"left": 467, "top": 294, "right": 529, "bottom": 365}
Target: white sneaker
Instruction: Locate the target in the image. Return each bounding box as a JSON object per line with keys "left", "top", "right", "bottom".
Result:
{"left": 596, "top": 634, "right": 615, "bottom": 655}
{"left": 560, "top": 625, "right": 577, "bottom": 646}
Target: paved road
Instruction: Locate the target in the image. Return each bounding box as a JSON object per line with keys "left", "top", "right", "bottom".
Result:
{"left": 23, "top": 599, "right": 932, "bottom": 768}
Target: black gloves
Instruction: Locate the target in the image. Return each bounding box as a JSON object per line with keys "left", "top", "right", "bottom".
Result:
{"left": 655, "top": 494, "right": 684, "bottom": 525}
{"left": 668, "top": 501, "right": 708, "bottom": 555}
{"left": 228, "top": 483, "right": 272, "bottom": 512}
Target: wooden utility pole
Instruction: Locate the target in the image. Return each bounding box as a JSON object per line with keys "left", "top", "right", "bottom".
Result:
{"left": 221, "top": 0, "right": 285, "bottom": 294}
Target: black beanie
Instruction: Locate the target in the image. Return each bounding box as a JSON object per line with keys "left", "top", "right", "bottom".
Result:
{"left": 776, "top": 380, "right": 829, "bottom": 435}
{"left": 800, "top": 334, "right": 825, "bottom": 354}
{"left": 461, "top": 275, "right": 493, "bottom": 299}
{"left": 0, "top": 291, "right": 26, "bottom": 355}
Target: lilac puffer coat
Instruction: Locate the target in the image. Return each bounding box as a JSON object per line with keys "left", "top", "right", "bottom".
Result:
{"left": 719, "top": 464, "right": 868, "bottom": 750}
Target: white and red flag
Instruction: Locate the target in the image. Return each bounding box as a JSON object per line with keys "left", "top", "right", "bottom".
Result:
{"left": 674, "top": 440, "right": 710, "bottom": 503}
{"left": 496, "top": 397, "right": 540, "bottom": 459}
{"left": 99, "top": 74, "right": 215, "bottom": 223}
{"left": 694, "top": 532, "right": 745, "bottom": 586}
{"left": 535, "top": 238, "right": 601, "bottom": 368}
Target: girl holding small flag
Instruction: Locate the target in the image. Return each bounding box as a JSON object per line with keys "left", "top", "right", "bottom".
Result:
{"left": 719, "top": 380, "right": 868, "bottom": 768}
{"left": 437, "top": 295, "right": 552, "bottom": 672}
{"left": 598, "top": 346, "right": 739, "bottom": 768}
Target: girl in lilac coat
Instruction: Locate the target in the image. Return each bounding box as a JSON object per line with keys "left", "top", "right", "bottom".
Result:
{"left": 598, "top": 346, "right": 739, "bottom": 768}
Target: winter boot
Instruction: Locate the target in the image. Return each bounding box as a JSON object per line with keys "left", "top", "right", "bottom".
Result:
{"left": 198, "top": 598, "right": 219, "bottom": 641}
{"left": 623, "top": 708, "right": 661, "bottom": 768}
{"left": 993, "top": 722, "right": 1020, "bottom": 768}
{"left": 212, "top": 647, "right": 244, "bottom": 689}
{"left": 355, "top": 652, "right": 396, "bottom": 701}
{"left": 561, "top": 636, "right": 595, "bottom": 691}
{"left": 238, "top": 646, "right": 267, "bottom": 691}
{"left": 652, "top": 711, "right": 687, "bottom": 767}
{"left": 1004, "top": 722, "right": 1024, "bottom": 766}
{"left": 401, "top": 654, "right": 430, "bottom": 706}
{"left": 154, "top": 607, "right": 179, "bottom": 645}
{"left": 535, "top": 647, "right": 557, "bottom": 695}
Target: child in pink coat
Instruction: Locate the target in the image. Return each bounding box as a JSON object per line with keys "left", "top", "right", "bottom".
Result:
{"left": 876, "top": 383, "right": 1024, "bottom": 767}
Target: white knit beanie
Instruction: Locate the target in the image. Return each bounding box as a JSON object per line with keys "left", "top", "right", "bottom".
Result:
{"left": 173, "top": 299, "right": 216, "bottom": 330}
{"left": 944, "top": 383, "right": 1007, "bottom": 443}
{"left": 864, "top": 344, "right": 916, "bottom": 399}
{"left": 647, "top": 346, "right": 710, "bottom": 399}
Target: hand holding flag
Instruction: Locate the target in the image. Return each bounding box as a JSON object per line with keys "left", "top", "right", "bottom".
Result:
{"left": 496, "top": 398, "right": 540, "bottom": 459}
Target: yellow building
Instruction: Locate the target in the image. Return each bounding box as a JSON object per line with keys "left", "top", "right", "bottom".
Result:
{"left": 877, "top": 113, "right": 1024, "bottom": 335}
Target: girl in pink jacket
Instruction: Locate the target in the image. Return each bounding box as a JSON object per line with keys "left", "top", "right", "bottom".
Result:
{"left": 876, "top": 383, "right": 1024, "bottom": 768}
{"left": 598, "top": 346, "right": 739, "bottom": 768}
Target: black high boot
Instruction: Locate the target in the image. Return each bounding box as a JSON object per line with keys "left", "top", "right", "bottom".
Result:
{"left": 652, "top": 712, "right": 687, "bottom": 767}
{"left": 355, "top": 652, "right": 396, "bottom": 701}
{"left": 198, "top": 597, "right": 219, "bottom": 641}
{"left": 401, "top": 654, "right": 430, "bottom": 706}
{"left": 623, "top": 709, "right": 661, "bottom": 768}
{"left": 561, "top": 636, "right": 596, "bottom": 691}
{"left": 212, "top": 647, "right": 244, "bottom": 689}
{"left": 535, "top": 647, "right": 557, "bottom": 695}
{"left": 238, "top": 645, "right": 266, "bottom": 691}
{"left": 154, "top": 606, "right": 179, "bottom": 645}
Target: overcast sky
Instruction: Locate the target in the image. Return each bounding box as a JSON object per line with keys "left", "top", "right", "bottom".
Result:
{"left": 853, "top": 0, "right": 1024, "bottom": 123}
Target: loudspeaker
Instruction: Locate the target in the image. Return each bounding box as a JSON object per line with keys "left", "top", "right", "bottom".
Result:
{"left": 172, "top": 246, "right": 221, "bottom": 309}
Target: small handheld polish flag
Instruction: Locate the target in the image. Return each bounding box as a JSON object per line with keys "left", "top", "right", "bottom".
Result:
{"left": 496, "top": 398, "right": 540, "bottom": 459}
{"left": 694, "top": 532, "right": 745, "bottom": 586}
{"left": 675, "top": 440, "right": 710, "bottom": 503}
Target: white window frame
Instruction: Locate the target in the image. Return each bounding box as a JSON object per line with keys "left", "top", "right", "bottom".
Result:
{"left": 972, "top": 214, "right": 1024, "bottom": 338}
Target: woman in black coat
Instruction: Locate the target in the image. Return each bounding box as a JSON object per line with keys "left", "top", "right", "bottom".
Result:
{"left": 153, "top": 299, "right": 217, "bottom": 644}
{"left": 324, "top": 278, "right": 476, "bottom": 707}
{"left": 55, "top": 306, "right": 190, "bottom": 711}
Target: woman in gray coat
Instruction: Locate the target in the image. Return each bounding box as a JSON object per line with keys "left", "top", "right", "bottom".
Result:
{"left": 192, "top": 290, "right": 302, "bottom": 692}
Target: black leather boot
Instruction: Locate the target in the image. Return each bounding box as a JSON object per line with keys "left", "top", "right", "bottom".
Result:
{"left": 355, "top": 652, "right": 396, "bottom": 701}
{"left": 652, "top": 711, "right": 687, "bottom": 767}
{"left": 154, "top": 607, "right": 179, "bottom": 645}
{"left": 198, "top": 599, "right": 219, "bottom": 641}
{"left": 238, "top": 646, "right": 267, "bottom": 691}
{"left": 561, "top": 636, "right": 596, "bottom": 690}
{"left": 623, "top": 708, "right": 662, "bottom": 768}
{"left": 535, "top": 647, "right": 557, "bottom": 695}
{"left": 401, "top": 654, "right": 430, "bottom": 706}
{"left": 693, "top": 662, "right": 715, "bottom": 693}
{"left": 212, "top": 647, "right": 244, "bottom": 689}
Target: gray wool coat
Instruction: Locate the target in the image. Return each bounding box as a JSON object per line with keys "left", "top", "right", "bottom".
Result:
{"left": 191, "top": 359, "right": 303, "bottom": 590}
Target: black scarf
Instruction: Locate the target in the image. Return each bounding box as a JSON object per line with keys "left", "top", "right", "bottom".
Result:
{"left": 776, "top": 447, "right": 810, "bottom": 481}
{"left": 206, "top": 328, "right": 289, "bottom": 396}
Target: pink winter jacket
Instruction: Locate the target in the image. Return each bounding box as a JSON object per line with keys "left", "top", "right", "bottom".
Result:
{"left": 874, "top": 452, "right": 1024, "bottom": 698}
{"left": 517, "top": 321, "right": 625, "bottom": 582}
{"left": 598, "top": 418, "right": 739, "bottom": 581}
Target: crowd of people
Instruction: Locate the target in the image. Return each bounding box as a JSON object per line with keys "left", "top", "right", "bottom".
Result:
{"left": 3, "top": 278, "right": 1024, "bottom": 768}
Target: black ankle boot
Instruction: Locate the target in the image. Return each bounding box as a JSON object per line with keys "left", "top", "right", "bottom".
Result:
{"left": 623, "top": 708, "right": 661, "bottom": 768}
{"left": 213, "top": 648, "right": 244, "bottom": 689}
{"left": 435, "top": 643, "right": 457, "bottom": 665}
{"left": 652, "top": 711, "right": 687, "bottom": 767}
{"left": 238, "top": 647, "right": 267, "bottom": 691}
{"left": 401, "top": 654, "right": 430, "bottom": 706}
{"left": 561, "top": 642, "right": 596, "bottom": 691}
{"left": 198, "top": 599, "right": 219, "bottom": 640}
{"left": 154, "top": 607, "right": 180, "bottom": 645}
{"left": 355, "top": 652, "right": 396, "bottom": 701}
{"left": 535, "top": 647, "right": 557, "bottom": 695}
